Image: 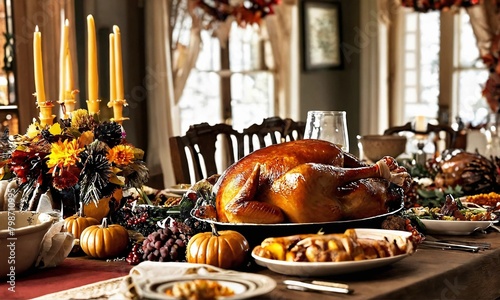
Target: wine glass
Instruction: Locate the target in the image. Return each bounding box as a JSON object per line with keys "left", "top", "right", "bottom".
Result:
{"left": 304, "top": 110, "right": 349, "bottom": 152}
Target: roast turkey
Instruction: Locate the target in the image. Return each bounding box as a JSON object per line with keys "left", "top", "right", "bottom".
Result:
{"left": 213, "top": 139, "right": 411, "bottom": 224}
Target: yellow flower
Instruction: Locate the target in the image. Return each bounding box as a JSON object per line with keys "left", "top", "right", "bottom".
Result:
{"left": 71, "top": 109, "right": 91, "bottom": 129}
{"left": 48, "top": 123, "right": 62, "bottom": 135}
{"left": 26, "top": 122, "right": 40, "bottom": 139}
{"left": 107, "top": 144, "right": 134, "bottom": 166}
{"left": 47, "top": 139, "right": 84, "bottom": 169}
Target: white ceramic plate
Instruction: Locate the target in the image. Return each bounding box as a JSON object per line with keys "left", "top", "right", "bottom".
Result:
{"left": 140, "top": 273, "right": 276, "bottom": 300}
{"left": 419, "top": 219, "right": 498, "bottom": 235}
{"left": 252, "top": 228, "right": 413, "bottom": 277}
{"left": 167, "top": 184, "right": 191, "bottom": 195}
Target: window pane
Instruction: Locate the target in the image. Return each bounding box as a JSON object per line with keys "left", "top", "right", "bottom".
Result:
{"left": 196, "top": 32, "right": 221, "bottom": 71}
{"left": 179, "top": 72, "right": 222, "bottom": 133}
{"left": 405, "top": 87, "right": 417, "bottom": 103}
{"left": 405, "top": 102, "right": 439, "bottom": 120}
{"left": 405, "top": 70, "right": 417, "bottom": 85}
{"left": 231, "top": 73, "right": 274, "bottom": 130}
{"left": 405, "top": 13, "right": 417, "bottom": 32}
{"left": 405, "top": 33, "right": 416, "bottom": 50}
{"left": 405, "top": 52, "right": 416, "bottom": 69}
{"left": 457, "top": 69, "right": 489, "bottom": 125}
{"left": 403, "top": 11, "right": 440, "bottom": 122}
{"left": 419, "top": 12, "right": 440, "bottom": 41}
{"left": 420, "top": 65, "right": 439, "bottom": 102}
{"left": 229, "top": 24, "right": 262, "bottom": 72}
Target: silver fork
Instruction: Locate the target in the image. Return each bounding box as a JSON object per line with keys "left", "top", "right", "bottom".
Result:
{"left": 422, "top": 234, "right": 490, "bottom": 252}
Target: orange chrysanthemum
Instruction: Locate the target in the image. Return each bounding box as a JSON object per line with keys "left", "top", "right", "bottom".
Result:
{"left": 107, "top": 144, "right": 135, "bottom": 166}
{"left": 47, "top": 139, "right": 84, "bottom": 169}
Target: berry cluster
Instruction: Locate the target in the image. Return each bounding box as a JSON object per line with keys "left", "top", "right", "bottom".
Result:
{"left": 141, "top": 220, "right": 192, "bottom": 262}
{"left": 183, "top": 216, "right": 211, "bottom": 234}
{"left": 114, "top": 200, "right": 171, "bottom": 237}
{"left": 405, "top": 219, "right": 424, "bottom": 244}
{"left": 126, "top": 243, "right": 143, "bottom": 265}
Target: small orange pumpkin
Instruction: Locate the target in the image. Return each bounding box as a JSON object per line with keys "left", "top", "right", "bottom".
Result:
{"left": 186, "top": 223, "right": 249, "bottom": 269}
{"left": 80, "top": 218, "right": 129, "bottom": 259}
{"left": 83, "top": 188, "right": 123, "bottom": 222}
{"left": 63, "top": 204, "right": 99, "bottom": 239}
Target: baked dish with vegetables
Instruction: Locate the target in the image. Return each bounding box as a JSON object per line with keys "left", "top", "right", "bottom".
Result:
{"left": 406, "top": 195, "right": 498, "bottom": 222}
{"left": 252, "top": 228, "right": 415, "bottom": 263}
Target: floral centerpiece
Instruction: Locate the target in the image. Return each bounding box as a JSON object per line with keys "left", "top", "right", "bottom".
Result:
{"left": 3, "top": 110, "right": 149, "bottom": 216}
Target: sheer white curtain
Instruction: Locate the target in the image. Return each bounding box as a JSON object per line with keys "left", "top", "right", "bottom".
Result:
{"left": 467, "top": 1, "right": 500, "bottom": 113}
{"left": 359, "top": 0, "right": 395, "bottom": 135}
{"left": 172, "top": 8, "right": 201, "bottom": 104}
{"left": 265, "top": 0, "right": 300, "bottom": 120}
{"left": 145, "top": 0, "right": 205, "bottom": 187}
{"left": 466, "top": 1, "right": 500, "bottom": 59}
{"left": 144, "top": 0, "right": 176, "bottom": 188}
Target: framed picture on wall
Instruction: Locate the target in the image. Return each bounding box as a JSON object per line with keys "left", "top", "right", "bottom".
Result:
{"left": 301, "top": 0, "right": 343, "bottom": 71}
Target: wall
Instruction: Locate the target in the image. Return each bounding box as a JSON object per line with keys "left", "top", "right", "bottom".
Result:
{"left": 299, "top": 0, "right": 361, "bottom": 155}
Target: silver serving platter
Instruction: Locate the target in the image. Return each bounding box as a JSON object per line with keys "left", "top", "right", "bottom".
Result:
{"left": 193, "top": 202, "right": 404, "bottom": 246}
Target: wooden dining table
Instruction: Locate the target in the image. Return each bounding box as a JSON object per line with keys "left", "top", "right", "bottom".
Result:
{"left": 1, "top": 231, "right": 500, "bottom": 300}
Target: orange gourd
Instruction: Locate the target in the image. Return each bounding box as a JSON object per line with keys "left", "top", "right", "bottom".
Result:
{"left": 80, "top": 218, "right": 129, "bottom": 259}
{"left": 63, "top": 204, "right": 99, "bottom": 239}
{"left": 83, "top": 188, "right": 123, "bottom": 222}
{"left": 186, "top": 224, "right": 249, "bottom": 269}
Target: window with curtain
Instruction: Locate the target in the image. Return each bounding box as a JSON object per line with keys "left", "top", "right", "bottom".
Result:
{"left": 174, "top": 22, "right": 275, "bottom": 134}
{"left": 400, "top": 8, "right": 489, "bottom": 126}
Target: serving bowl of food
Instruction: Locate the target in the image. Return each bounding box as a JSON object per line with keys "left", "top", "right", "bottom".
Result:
{"left": 406, "top": 194, "right": 499, "bottom": 235}
{"left": 417, "top": 219, "right": 497, "bottom": 235}
{"left": 357, "top": 135, "right": 407, "bottom": 162}
{"left": 0, "top": 211, "right": 54, "bottom": 277}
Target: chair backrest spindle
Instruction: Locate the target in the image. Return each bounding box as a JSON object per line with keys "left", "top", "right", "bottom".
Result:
{"left": 169, "top": 117, "right": 305, "bottom": 184}
{"left": 383, "top": 121, "right": 462, "bottom": 150}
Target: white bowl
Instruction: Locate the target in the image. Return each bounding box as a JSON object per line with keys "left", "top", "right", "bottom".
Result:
{"left": 0, "top": 211, "right": 53, "bottom": 277}
{"left": 419, "top": 218, "right": 497, "bottom": 235}
{"left": 357, "top": 135, "right": 407, "bottom": 162}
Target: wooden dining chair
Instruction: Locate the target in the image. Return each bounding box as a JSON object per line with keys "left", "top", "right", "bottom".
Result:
{"left": 383, "top": 121, "right": 463, "bottom": 149}
{"left": 169, "top": 122, "right": 243, "bottom": 185}
{"left": 169, "top": 117, "right": 306, "bottom": 184}
{"left": 243, "top": 116, "right": 306, "bottom": 153}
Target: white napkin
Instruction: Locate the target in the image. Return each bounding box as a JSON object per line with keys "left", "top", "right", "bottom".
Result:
{"left": 129, "top": 261, "right": 227, "bottom": 279}
{"left": 35, "top": 219, "right": 74, "bottom": 268}
{"left": 34, "top": 200, "right": 74, "bottom": 269}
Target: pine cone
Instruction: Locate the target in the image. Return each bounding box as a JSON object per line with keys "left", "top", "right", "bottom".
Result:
{"left": 94, "top": 121, "right": 123, "bottom": 148}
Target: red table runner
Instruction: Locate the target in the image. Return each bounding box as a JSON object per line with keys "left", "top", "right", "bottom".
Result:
{"left": 0, "top": 257, "right": 133, "bottom": 299}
